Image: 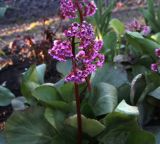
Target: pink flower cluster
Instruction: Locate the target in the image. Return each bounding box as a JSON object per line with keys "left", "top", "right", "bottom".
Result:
{"left": 151, "top": 48, "right": 160, "bottom": 72}
{"left": 126, "top": 19, "right": 151, "bottom": 36}
{"left": 60, "top": 0, "right": 97, "bottom": 19}
{"left": 65, "top": 40, "right": 104, "bottom": 83}
{"left": 49, "top": 0, "right": 104, "bottom": 83}
{"left": 49, "top": 40, "right": 73, "bottom": 62}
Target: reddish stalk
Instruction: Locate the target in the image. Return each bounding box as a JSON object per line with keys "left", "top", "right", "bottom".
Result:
{"left": 72, "top": 37, "right": 82, "bottom": 144}
{"left": 74, "top": 82, "right": 82, "bottom": 144}
{"left": 86, "top": 77, "right": 92, "bottom": 93}
{"left": 75, "top": 0, "right": 84, "bottom": 23}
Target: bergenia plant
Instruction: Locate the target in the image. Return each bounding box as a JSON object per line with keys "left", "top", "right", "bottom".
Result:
{"left": 151, "top": 48, "right": 160, "bottom": 72}
{"left": 126, "top": 19, "right": 151, "bottom": 36}
{"left": 48, "top": 0, "right": 104, "bottom": 143}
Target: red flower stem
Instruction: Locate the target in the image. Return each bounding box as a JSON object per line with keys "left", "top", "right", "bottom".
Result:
{"left": 72, "top": 37, "right": 82, "bottom": 144}
{"left": 74, "top": 82, "right": 82, "bottom": 144}
{"left": 75, "top": 0, "right": 83, "bottom": 23}
{"left": 86, "top": 77, "right": 92, "bottom": 93}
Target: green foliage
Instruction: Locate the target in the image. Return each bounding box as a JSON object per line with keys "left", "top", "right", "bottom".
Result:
{"left": 21, "top": 64, "right": 46, "bottom": 99}
{"left": 99, "top": 112, "right": 156, "bottom": 144}
{"left": 0, "top": 132, "right": 6, "bottom": 144}
{"left": 5, "top": 107, "right": 57, "bottom": 144}
{"left": 66, "top": 114, "right": 105, "bottom": 137}
{"left": 0, "top": 6, "right": 8, "bottom": 18}
{"left": 4, "top": 62, "right": 156, "bottom": 144}
{"left": 109, "top": 19, "right": 125, "bottom": 36}
{"left": 0, "top": 86, "right": 15, "bottom": 106}
{"left": 115, "top": 100, "right": 139, "bottom": 116}
{"left": 56, "top": 60, "right": 72, "bottom": 77}
{"left": 126, "top": 31, "right": 160, "bottom": 59}
{"left": 91, "top": 0, "right": 116, "bottom": 37}
{"left": 88, "top": 82, "right": 118, "bottom": 116}
{"left": 91, "top": 64, "right": 129, "bottom": 88}
{"left": 142, "top": 0, "right": 160, "bottom": 33}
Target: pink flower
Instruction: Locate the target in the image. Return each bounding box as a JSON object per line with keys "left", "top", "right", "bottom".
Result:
{"left": 60, "top": 0, "right": 77, "bottom": 19}
{"left": 83, "top": 1, "right": 97, "bottom": 17}
{"left": 126, "top": 19, "right": 151, "bottom": 36}
{"left": 49, "top": 40, "right": 73, "bottom": 62}
{"left": 49, "top": 0, "right": 104, "bottom": 83}
{"left": 151, "top": 63, "right": 158, "bottom": 72}
{"left": 60, "top": 0, "right": 97, "bottom": 19}
{"left": 155, "top": 48, "right": 160, "bottom": 58}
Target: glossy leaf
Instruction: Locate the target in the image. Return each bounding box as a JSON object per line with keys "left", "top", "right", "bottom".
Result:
{"left": 115, "top": 100, "right": 139, "bottom": 116}
{"left": 0, "top": 86, "right": 15, "bottom": 106}
{"left": 109, "top": 19, "right": 125, "bottom": 36}
{"left": 44, "top": 108, "right": 66, "bottom": 132}
{"left": 11, "top": 97, "right": 27, "bottom": 111}
{"left": 92, "top": 64, "right": 129, "bottom": 88}
{"left": 32, "top": 84, "right": 68, "bottom": 110}
{"left": 56, "top": 60, "right": 72, "bottom": 76}
{"left": 99, "top": 112, "right": 155, "bottom": 144}
{"left": 89, "top": 82, "right": 118, "bottom": 116}
{"left": 0, "top": 132, "right": 6, "bottom": 144}
{"left": 5, "top": 107, "right": 57, "bottom": 144}
{"left": 66, "top": 114, "right": 105, "bottom": 137}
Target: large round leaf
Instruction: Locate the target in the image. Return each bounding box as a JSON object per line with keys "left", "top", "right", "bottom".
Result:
{"left": 126, "top": 31, "right": 160, "bottom": 59}
{"left": 109, "top": 19, "right": 125, "bottom": 36}
{"left": 99, "top": 112, "right": 155, "bottom": 144}
{"left": 148, "top": 87, "right": 160, "bottom": 106}
{"left": 65, "top": 114, "right": 105, "bottom": 137}
{"left": 32, "top": 84, "right": 68, "bottom": 110}
{"left": 89, "top": 82, "right": 118, "bottom": 116}
{"left": 44, "top": 108, "right": 66, "bottom": 132}
{"left": 130, "top": 74, "right": 147, "bottom": 105}
{"left": 56, "top": 60, "right": 72, "bottom": 76}
{"left": 0, "top": 86, "right": 15, "bottom": 106}
{"left": 5, "top": 107, "right": 57, "bottom": 144}
{"left": 115, "top": 100, "right": 139, "bottom": 116}
{"left": 92, "top": 64, "right": 129, "bottom": 88}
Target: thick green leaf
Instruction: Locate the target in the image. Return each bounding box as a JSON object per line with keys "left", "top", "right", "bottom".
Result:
{"left": 32, "top": 84, "right": 68, "bottom": 109}
{"left": 58, "top": 83, "right": 74, "bottom": 102}
{"left": 130, "top": 74, "right": 147, "bottom": 105}
{"left": 118, "top": 84, "right": 131, "bottom": 104}
{"left": 44, "top": 108, "right": 66, "bottom": 132}
{"left": 115, "top": 100, "right": 139, "bottom": 116}
{"left": 36, "top": 64, "right": 46, "bottom": 84}
{"left": 109, "top": 19, "right": 125, "bottom": 36}
{"left": 103, "top": 31, "right": 117, "bottom": 55}
{"left": 21, "top": 81, "right": 40, "bottom": 98}
{"left": 56, "top": 60, "right": 72, "bottom": 76}
{"left": 89, "top": 82, "right": 118, "bottom": 116}
{"left": 21, "top": 64, "right": 46, "bottom": 98}
{"left": 92, "top": 64, "right": 129, "bottom": 88}
{"left": 11, "top": 97, "right": 27, "bottom": 111}
{"left": 5, "top": 107, "right": 56, "bottom": 144}
{"left": 99, "top": 112, "right": 155, "bottom": 144}
{"left": 148, "top": 87, "right": 160, "bottom": 106}
{"left": 65, "top": 114, "right": 105, "bottom": 137}
{"left": 0, "top": 7, "right": 7, "bottom": 18}
{"left": 148, "top": 87, "right": 160, "bottom": 100}
{"left": 0, "top": 86, "right": 15, "bottom": 106}
{"left": 0, "top": 132, "right": 6, "bottom": 144}
{"left": 145, "top": 126, "right": 160, "bottom": 144}
{"left": 126, "top": 31, "right": 160, "bottom": 59}
{"left": 151, "top": 33, "right": 160, "bottom": 43}
{"left": 138, "top": 100, "right": 155, "bottom": 125}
